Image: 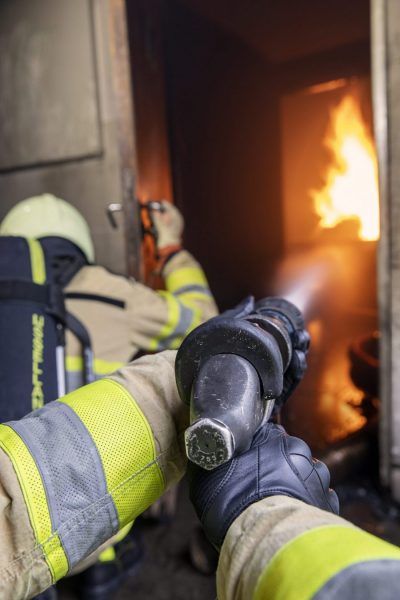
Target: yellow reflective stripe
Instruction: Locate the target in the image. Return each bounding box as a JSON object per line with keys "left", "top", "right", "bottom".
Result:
{"left": 149, "top": 292, "right": 181, "bottom": 351}
{"left": 179, "top": 292, "right": 213, "bottom": 318}
{"left": 254, "top": 525, "right": 400, "bottom": 600}
{"left": 114, "top": 520, "right": 134, "bottom": 542}
{"left": 94, "top": 358, "right": 124, "bottom": 375}
{"left": 65, "top": 356, "right": 84, "bottom": 372}
{"left": 60, "top": 379, "right": 164, "bottom": 527}
{"left": 187, "top": 303, "right": 203, "bottom": 331}
{"left": 28, "top": 238, "right": 46, "bottom": 284}
{"left": 99, "top": 546, "right": 116, "bottom": 562}
{"left": 178, "top": 290, "right": 214, "bottom": 304}
{"left": 170, "top": 337, "right": 183, "bottom": 350}
{"left": 98, "top": 520, "right": 134, "bottom": 562}
{"left": 168, "top": 304, "right": 203, "bottom": 350}
{"left": 66, "top": 356, "right": 124, "bottom": 376}
{"left": 0, "top": 424, "right": 68, "bottom": 581}
{"left": 166, "top": 267, "right": 208, "bottom": 294}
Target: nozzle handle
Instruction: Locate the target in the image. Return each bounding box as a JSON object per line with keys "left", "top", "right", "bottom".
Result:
{"left": 186, "top": 354, "right": 274, "bottom": 470}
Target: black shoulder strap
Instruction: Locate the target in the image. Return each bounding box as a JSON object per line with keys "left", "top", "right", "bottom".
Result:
{"left": 0, "top": 237, "right": 96, "bottom": 391}
{"left": 65, "top": 312, "right": 95, "bottom": 385}
{"left": 38, "top": 237, "right": 88, "bottom": 289}
{"left": 64, "top": 292, "right": 125, "bottom": 309}
{"left": 0, "top": 280, "right": 49, "bottom": 304}
{"left": 55, "top": 254, "right": 88, "bottom": 288}
{"left": 0, "top": 281, "right": 67, "bottom": 323}
{"left": 38, "top": 239, "right": 96, "bottom": 385}
{"left": 0, "top": 280, "right": 95, "bottom": 386}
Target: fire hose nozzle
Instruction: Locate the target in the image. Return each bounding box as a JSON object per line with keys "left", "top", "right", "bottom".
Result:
{"left": 175, "top": 297, "right": 309, "bottom": 470}
{"left": 185, "top": 418, "right": 235, "bottom": 470}
{"left": 185, "top": 353, "right": 265, "bottom": 469}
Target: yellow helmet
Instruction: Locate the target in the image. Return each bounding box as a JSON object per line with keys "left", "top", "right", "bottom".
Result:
{"left": 0, "top": 194, "right": 95, "bottom": 263}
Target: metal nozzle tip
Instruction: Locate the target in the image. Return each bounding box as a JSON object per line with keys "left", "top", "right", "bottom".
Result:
{"left": 185, "top": 418, "right": 234, "bottom": 470}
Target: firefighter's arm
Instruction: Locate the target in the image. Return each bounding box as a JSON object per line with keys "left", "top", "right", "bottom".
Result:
{"left": 0, "top": 350, "right": 186, "bottom": 599}
{"left": 127, "top": 252, "right": 218, "bottom": 353}
{"left": 218, "top": 496, "right": 400, "bottom": 600}
{"left": 189, "top": 424, "right": 400, "bottom": 600}
{"left": 129, "top": 201, "right": 218, "bottom": 352}
{"left": 162, "top": 248, "right": 218, "bottom": 329}
{"left": 152, "top": 201, "right": 218, "bottom": 346}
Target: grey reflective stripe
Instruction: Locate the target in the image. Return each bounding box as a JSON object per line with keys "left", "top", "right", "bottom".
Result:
{"left": 67, "top": 370, "right": 102, "bottom": 393}
{"left": 67, "top": 370, "right": 85, "bottom": 393}
{"left": 158, "top": 301, "right": 194, "bottom": 350}
{"left": 174, "top": 284, "right": 212, "bottom": 296}
{"left": 8, "top": 401, "right": 119, "bottom": 568}
{"left": 314, "top": 559, "right": 400, "bottom": 599}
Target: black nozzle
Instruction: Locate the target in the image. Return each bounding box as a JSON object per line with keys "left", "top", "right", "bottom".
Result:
{"left": 185, "top": 354, "right": 264, "bottom": 469}
{"left": 254, "top": 297, "right": 310, "bottom": 353}
{"left": 176, "top": 296, "right": 309, "bottom": 469}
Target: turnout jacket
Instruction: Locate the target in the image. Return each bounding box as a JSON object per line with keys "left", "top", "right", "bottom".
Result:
{"left": 63, "top": 249, "right": 218, "bottom": 390}
{"left": 0, "top": 352, "right": 399, "bottom": 599}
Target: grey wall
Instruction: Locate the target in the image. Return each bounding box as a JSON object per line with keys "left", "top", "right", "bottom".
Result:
{"left": 0, "top": 0, "right": 129, "bottom": 273}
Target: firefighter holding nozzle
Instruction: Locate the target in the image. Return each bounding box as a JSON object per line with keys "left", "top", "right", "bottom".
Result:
{"left": 0, "top": 298, "right": 399, "bottom": 599}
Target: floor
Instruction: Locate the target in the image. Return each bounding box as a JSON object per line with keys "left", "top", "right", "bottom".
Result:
{"left": 338, "top": 481, "right": 400, "bottom": 546}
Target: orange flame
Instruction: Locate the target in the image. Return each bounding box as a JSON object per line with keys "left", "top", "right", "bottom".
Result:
{"left": 312, "top": 94, "right": 380, "bottom": 241}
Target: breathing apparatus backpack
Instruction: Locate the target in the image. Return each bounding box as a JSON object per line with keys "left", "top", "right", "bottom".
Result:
{"left": 0, "top": 236, "right": 94, "bottom": 420}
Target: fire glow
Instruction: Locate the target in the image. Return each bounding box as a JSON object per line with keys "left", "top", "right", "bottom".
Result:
{"left": 312, "top": 93, "right": 380, "bottom": 241}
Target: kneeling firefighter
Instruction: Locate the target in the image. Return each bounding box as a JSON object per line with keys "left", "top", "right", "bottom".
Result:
{"left": 0, "top": 194, "right": 218, "bottom": 599}
{"left": 0, "top": 298, "right": 399, "bottom": 599}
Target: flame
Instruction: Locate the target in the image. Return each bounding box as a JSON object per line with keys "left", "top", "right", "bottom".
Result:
{"left": 312, "top": 94, "right": 380, "bottom": 241}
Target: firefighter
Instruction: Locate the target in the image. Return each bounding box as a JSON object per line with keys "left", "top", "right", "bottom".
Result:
{"left": 0, "top": 194, "right": 218, "bottom": 599}
{"left": 0, "top": 350, "right": 399, "bottom": 599}
{"left": 0, "top": 194, "right": 218, "bottom": 387}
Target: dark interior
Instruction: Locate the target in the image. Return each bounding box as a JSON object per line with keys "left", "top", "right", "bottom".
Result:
{"left": 159, "top": 0, "right": 371, "bottom": 309}
{"left": 127, "top": 0, "right": 376, "bottom": 451}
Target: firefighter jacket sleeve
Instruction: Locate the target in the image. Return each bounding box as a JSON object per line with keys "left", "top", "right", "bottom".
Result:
{"left": 128, "top": 250, "right": 218, "bottom": 352}
{"left": 0, "top": 350, "right": 186, "bottom": 599}
{"left": 217, "top": 496, "right": 400, "bottom": 600}
{"left": 189, "top": 423, "right": 400, "bottom": 600}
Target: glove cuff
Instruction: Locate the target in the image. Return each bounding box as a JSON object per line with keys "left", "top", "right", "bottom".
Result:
{"left": 156, "top": 245, "right": 183, "bottom": 273}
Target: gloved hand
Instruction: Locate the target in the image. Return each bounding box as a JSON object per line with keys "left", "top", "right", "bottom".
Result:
{"left": 188, "top": 423, "right": 339, "bottom": 549}
{"left": 275, "top": 341, "right": 308, "bottom": 411}
{"left": 254, "top": 297, "right": 310, "bottom": 411}
{"left": 150, "top": 200, "right": 184, "bottom": 250}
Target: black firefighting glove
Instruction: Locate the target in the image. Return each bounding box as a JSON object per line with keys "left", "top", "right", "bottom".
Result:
{"left": 254, "top": 297, "right": 310, "bottom": 410}
{"left": 188, "top": 423, "right": 339, "bottom": 549}
{"left": 213, "top": 296, "right": 310, "bottom": 412}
